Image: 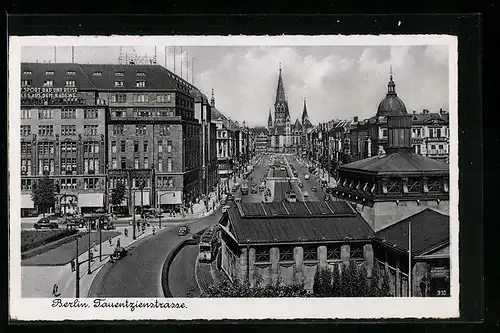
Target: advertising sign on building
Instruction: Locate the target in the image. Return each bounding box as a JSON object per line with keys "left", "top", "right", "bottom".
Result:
{"left": 430, "top": 267, "right": 450, "bottom": 279}
{"left": 21, "top": 87, "right": 84, "bottom": 105}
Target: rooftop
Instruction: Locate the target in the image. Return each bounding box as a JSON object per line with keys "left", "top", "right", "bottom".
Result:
{"left": 373, "top": 208, "right": 450, "bottom": 255}
{"left": 340, "top": 150, "right": 449, "bottom": 175}
{"left": 226, "top": 201, "right": 374, "bottom": 245}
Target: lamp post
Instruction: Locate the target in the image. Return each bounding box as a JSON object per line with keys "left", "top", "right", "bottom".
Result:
{"left": 87, "top": 219, "right": 92, "bottom": 275}
{"left": 75, "top": 235, "right": 80, "bottom": 298}
{"left": 158, "top": 192, "right": 170, "bottom": 230}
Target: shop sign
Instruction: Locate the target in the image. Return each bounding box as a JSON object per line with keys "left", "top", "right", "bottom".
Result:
{"left": 21, "top": 87, "right": 83, "bottom": 105}
{"left": 430, "top": 267, "right": 450, "bottom": 278}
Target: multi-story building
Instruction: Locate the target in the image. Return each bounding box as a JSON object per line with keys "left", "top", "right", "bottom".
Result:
{"left": 251, "top": 127, "right": 270, "bottom": 155}
{"left": 20, "top": 63, "right": 107, "bottom": 216}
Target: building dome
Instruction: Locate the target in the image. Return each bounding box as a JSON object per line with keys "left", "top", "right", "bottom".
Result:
{"left": 376, "top": 74, "right": 407, "bottom": 117}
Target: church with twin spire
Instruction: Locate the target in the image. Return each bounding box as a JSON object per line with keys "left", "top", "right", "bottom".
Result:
{"left": 267, "top": 65, "right": 313, "bottom": 154}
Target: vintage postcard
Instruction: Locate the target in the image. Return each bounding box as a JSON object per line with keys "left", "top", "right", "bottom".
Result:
{"left": 9, "top": 34, "right": 458, "bottom": 320}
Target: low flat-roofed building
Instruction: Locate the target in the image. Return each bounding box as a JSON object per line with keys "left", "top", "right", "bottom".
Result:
{"left": 218, "top": 201, "right": 374, "bottom": 291}
{"left": 372, "top": 208, "right": 450, "bottom": 297}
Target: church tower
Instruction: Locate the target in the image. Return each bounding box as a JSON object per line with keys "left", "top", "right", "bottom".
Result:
{"left": 211, "top": 88, "right": 215, "bottom": 107}
{"left": 274, "top": 64, "right": 290, "bottom": 127}
{"left": 267, "top": 109, "right": 273, "bottom": 130}
{"left": 301, "top": 97, "right": 309, "bottom": 124}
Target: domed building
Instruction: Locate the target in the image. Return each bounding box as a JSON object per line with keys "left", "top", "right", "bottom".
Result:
{"left": 376, "top": 74, "right": 407, "bottom": 117}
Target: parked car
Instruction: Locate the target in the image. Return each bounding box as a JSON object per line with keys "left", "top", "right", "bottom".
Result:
{"left": 304, "top": 174, "right": 310, "bottom": 180}
{"left": 250, "top": 184, "right": 258, "bottom": 194}
{"left": 259, "top": 183, "right": 266, "bottom": 191}
{"left": 222, "top": 205, "right": 231, "bottom": 213}
{"left": 231, "top": 186, "right": 238, "bottom": 192}
{"left": 234, "top": 197, "right": 242, "bottom": 203}
{"left": 311, "top": 186, "right": 317, "bottom": 192}
{"left": 34, "top": 218, "right": 59, "bottom": 230}
{"left": 303, "top": 191, "right": 309, "bottom": 197}
{"left": 280, "top": 166, "right": 286, "bottom": 171}
{"left": 298, "top": 181, "right": 304, "bottom": 188}
{"left": 178, "top": 225, "right": 190, "bottom": 236}
{"left": 325, "top": 194, "right": 331, "bottom": 201}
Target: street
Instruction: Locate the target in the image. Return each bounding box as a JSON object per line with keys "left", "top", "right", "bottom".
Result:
{"left": 87, "top": 210, "right": 222, "bottom": 298}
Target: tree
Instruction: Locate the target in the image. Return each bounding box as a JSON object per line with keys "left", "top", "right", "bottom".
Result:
{"left": 313, "top": 267, "right": 333, "bottom": 297}
{"left": 31, "top": 176, "right": 56, "bottom": 217}
{"left": 331, "top": 263, "right": 341, "bottom": 297}
{"left": 357, "top": 265, "right": 369, "bottom": 297}
{"left": 380, "top": 271, "right": 392, "bottom": 297}
{"left": 369, "top": 265, "right": 382, "bottom": 297}
{"left": 110, "top": 181, "right": 127, "bottom": 213}
{"left": 204, "top": 275, "right": 309, "bottom": 298}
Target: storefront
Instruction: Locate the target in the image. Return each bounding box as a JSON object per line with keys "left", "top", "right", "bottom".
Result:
{"left": 157, "top": 190, "right": 182, "bottom": 212}
{"left": 21, "top": 194, "right": 37, "bottom": 217}
{"left": 78, "top": 193, "right": 104, "bottom": 215}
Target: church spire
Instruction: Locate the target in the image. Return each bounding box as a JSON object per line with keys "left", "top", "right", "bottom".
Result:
{"left": 211, "top": 88, "right": 215, "bottom": 107}
{"left": 275, "top": 64, "right": 286, "bottom": 104}
{"left": 268, "top": 109, "right": 273, "bottom": 129}
{"left": 302, "top": 97, "right": 309, "bottom": 123}
{"left": 387, "top": 65, "right": 396, "bottom": 95}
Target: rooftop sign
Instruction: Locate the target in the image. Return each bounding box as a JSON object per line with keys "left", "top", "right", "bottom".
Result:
{"left": 21, "top": 87, "right": 85, "bottom": 105}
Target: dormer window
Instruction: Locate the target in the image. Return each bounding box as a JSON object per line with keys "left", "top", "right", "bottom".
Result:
{"left": 136, "top": 81, "right": 146, "bottom": 87}
{"left": 45, "top": 71, "right": 55, "bottom": 76}
{"left": 115, "top": 71, "right": 124, "bottom": 76}
{"left": 114, "top": 81, "right": 125, "bottom": 87}
{"left": 136, "top": 72, "right": 146, "bottom": 77}
{"left": 21, "top": 80, "right": 31, "bottom": 86}
{"left": 43, "top": 80, "right": 53, "bottom": 87}
{"left": 65, "top": 80, "right": 76, "bottom": 87}
{"left": 23, "top": 70, "right": 32, "bottom": 75}
{"left": 66, "top": 71, "right": 76, "bottom": 76}
{"left": 93, "top": 71, "right": 102, "bottom": 76}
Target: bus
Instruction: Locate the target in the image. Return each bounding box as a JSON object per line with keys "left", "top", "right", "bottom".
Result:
{"left": 198, "top": 226, "right": 219, "bottom": 263}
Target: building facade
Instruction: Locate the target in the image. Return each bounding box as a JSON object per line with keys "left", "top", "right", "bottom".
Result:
{"left": 251, "top": 127, "right": 270, "bottom": 155}
{"left": 20, "top": 63, "right": 107, "bottom": 216}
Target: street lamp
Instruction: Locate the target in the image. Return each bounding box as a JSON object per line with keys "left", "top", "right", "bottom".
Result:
{"left": 157, "top": 192, "right": 171, "bottom": 230}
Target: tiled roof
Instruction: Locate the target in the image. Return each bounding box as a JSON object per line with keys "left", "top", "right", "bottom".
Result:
{"left": 340, "top": 151, "right": 449, "bottom": 175}
{"left": 237, "top": 201, "right": 357, "bottom": 218}
{"left": 227, "top": 202, "right": 374, "bottom": 245}
{"left": 373, "top": 208, "right": 449, "bottom": 255}
{"left": 21, "top": 62, "right": 194, "bottom": 94}
{"left": 250, "top": 126, "right": 269, "bottom": 135}
{"left": 211, "top": 107, "right": 227, "bottom": 121}
{"left": 410, "top": 112, "right": 449, "bottom": 125}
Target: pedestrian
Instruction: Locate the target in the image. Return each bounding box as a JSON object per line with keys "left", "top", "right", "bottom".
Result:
{"left": 92, "top": 241, "right": 97, "bottom": 252}
{"left": 190, "top": 206, "right": 194, "bottom": 214}
{"left": 70, "top": 260, "right": 75, "bottom": 272}
{"left": 124, "top": 228, "right": 128, "bottom": 237}
{"left": 109, "top": 238, "right": 112, "bottom": 246}
{"left": 117, "top": 238, "right": 121, "bottom": 248}
{"left": 152, "top": 226, "right": 156, "bottom": 235}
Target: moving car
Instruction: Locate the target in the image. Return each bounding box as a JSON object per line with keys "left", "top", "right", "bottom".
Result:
{"left": 259, "top": 183, "right": 266, "bottom": 191}
{"left": 234, "top": 197, "right": 242, "bottom": 203}
{"left": 280, "top": 166, "right": 286, "bottom": 171}
{"left": 222, "top": 205, "right": 231, "bottom": 213}
{"left": 178, "top": 225, "right": 190, "bottom": 236}
{"left": 298, "top": 181, "right": 304, "bottom": 188}
{"left": 231, "top": 186, "right": 238, "bottom": 192}
{"left": 304, "top": 174, "right": 310, "bottom": 180}
{"left": 286, "top": 191, "right": 297, "bottom": 203}
{"left": 303, "top": 191, "right": 309, "bottom": 197}
{"left": 311, "top": 186, "right": 317, "bottom": 192}
{"left": 34, "top": 217, "right": 59, "bottom": 230}
{"left": 250, "top": 184, "right": 258, "bottom": 194}
{"left": 241, "top": 184, "right": 249, "bottom": 195}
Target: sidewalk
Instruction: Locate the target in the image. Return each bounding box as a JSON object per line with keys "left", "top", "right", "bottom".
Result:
{"left": 22, "top": 225, "right": 153, "bottom": 298}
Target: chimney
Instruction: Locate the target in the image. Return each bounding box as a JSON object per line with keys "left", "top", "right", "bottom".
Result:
{"left": 413, "top": 110, "right": 416, "bottom": 114}
{"left": 423, "top": 109, "right": 429, "bottom": 115}
{"left": 353, "top": 116, "right": 358, "bottom": 122}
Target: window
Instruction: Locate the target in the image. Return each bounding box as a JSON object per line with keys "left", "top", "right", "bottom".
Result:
{"left": 134, "top": 157, "right": 139, "bottom": 169}
{"left": 21, "top": 179, "right": 32, "bottom": 190}
{"left": 436, "top": 128, "right": 441, "bottom": 138}
{"left": 21, "top": 142, "right": 32, "bottom": 154}
{"left": 428, "top": 177, "right": 442, "bottom": 192}
{"left": 167, "top": 140, "right": 172, "bottom": 153}
{"left": 93, "top": 71, "right": 102, "bottom": 76}
{"left": 115, "top": 71, "right": 124, "bottom": 76}
{"left": 382, "top": 129, "right": 388, "bottom": 137}
{"left": 134, "top": 141, "right": 139, "bottom": 152}
{"left": 136, "top": 81, "right": 146, "bottom": 87}
{"left": 65, "top": 80, "right": 76, "bottom": 87}
{"left": 21, "top": 159, "right": 32, "bottom": 176}
{"left": 21, "top": 109, "right": 31, "bottom": 119}
{"left": 45, "top": 71, "right": 55, "bottom": 75}
{"left": 84, "top": 178, "right": 100, "bottom": 189}
{"left": 38, "top": 125, "right": 54, "bottom": 136}
{"left": 350, "top": 245, "right": 364, "bottom": 259}
{"left": 111, "top": 93, "right": 126, "bottom": 103}
{"left": 167, "top": 157, "right": 172, "bottom": 172}
{"left": 61, "top": 141, "right": 77, "bottom": 152}
{"left": 38, "top": 158, "right": 54, "bottom": 175}
{"left": 61, "top": 158, "right": 77, "bottom": 174}
{"left": 167, "top": 177, "right": 173, "bottom": 187}
{"left": 66, "top": 70, "right": 76, "bottom": 76}
{"left": 255, "top": 248, "right": 270, "bottom": 262}
{"left": 386, "top": 178, "right": 401, "bottom": 194}
{"left": 444, "top": 128, "right": 448, "bottom": 137}
{"left": 84, "top": 109, "right": 99, "bottom": 119}
{"left": 144, "top": 157, "right": 149, "bottom": 169}
{"left": 113, "top": 125, "right": 124, "bottom": 135}
{"left": 160, "top": 125, "right": 170, "bottom": 136}
{"left": 61, "top": 108, "right": 76, "bottom": 119}
{"left": 114, "top": 81, "right": 125, "bottom": 87}
{"left": 136, "top": 72, "right": 146, "bottom": 77}
{"left": 61, "top": 125, "right": 76, "bottom": 136}
{"left": 327, "top": 246, "right": 341, "bottom": 260}
{"left": 279, "top": 247, "right": 294, "bottom": 262}
{"left": 407, "top": 178, "right": 421, "bottom": 193}
{"left": 121, "top": 157, "right": 126, "bottom": 169}
{"left": 84, "top": 158, "right": 99, "bottom": 174}
{"left": 21, "top": 80, "right": 31, "bottom": 86}
{"left": 43, "top": 80, "right": 53, "bottom": 87}
{"left": 133, "top": 94, "right": 148, "bottom": 103}
{"left": 143, "top": 141, "right": 148, "bottom": 152}
{"left": 431, "top": 144, "right": 436, "bottom": 150}
{"left": 111, "top": 141, "right": 117, "bottom": 153}
{"left": 83, "top": 141, "right": 100, "bottom": 154}
{"left": 23, "top": 70, "right": 32, "bottom": 75}
{"left": 156, "top": 94, "right": 170, "bottom": 103}
{"left": 112, "top": 109, "right": 126, "bottom": 118}
{"left": 303, "top": 246, "right": 318, "bottom": 261}
{"left": 38, "top": 109, "right": 53, "bottom": 119}
{"left": 158, "top": 140, "right": 163, "bottom": 153}
{"left": 429, "top": 129, "right": 435, "bottom": 138}
{"left": 135, "top": 125, "right": 147, "bottom": 135}
{"left": 158, "top": 157, "right": 163, "bottom": 172}
{"left": 84, "top": 125, "right": 98, "bottom": 136}
{"left": 120, "top": 141, "right": 126, "bottom": 153}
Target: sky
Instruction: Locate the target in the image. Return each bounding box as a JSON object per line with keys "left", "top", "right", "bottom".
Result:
{"left": 21, "top": 45, "right": 450, "bottom": 127}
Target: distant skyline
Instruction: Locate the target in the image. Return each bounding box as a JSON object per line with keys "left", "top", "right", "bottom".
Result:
{"left": 21, "top": 45, "right": 450, "bottom": 126}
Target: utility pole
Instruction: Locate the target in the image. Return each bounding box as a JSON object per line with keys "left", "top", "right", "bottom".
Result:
{"left": 132, "top": 185, "right": 136, "bottom": 240}
{"left": 408, "top": 220, "right": 412, "bottom": 297}
{"left": 99, "top": 219, "right": 102, "bottom": 261}
{"left": 87, "top": 220, "right": 92, "bottom": 275}
{"left": 75, "top": 236, "right": 80, "bottom": 298}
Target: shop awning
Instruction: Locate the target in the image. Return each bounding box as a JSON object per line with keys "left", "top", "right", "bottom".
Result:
{"left": 134, "top": 191, "right": 150, "bottom": 206}
{"left": 21, "top": 194, "right": 34, "bottom": 209}
{"left": 78, "top": 193, "right": 104, "bottom": 208}
{"left": 158, "top": 191, "right": 182, "bottom": 205}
